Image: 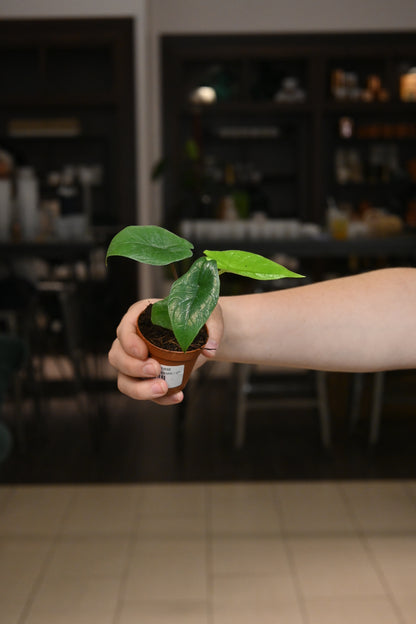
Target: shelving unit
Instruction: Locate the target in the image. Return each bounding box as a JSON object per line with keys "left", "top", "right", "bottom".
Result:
{"left": 161, "top": 32, "right": 416, "bottom": 228}
{"left": 0, "top": 18, "right": 136, "bottom": 232}
{"left": 0, "top": 19, "right": 138, "bottom": 346}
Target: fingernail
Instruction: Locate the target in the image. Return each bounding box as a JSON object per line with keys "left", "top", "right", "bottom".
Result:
{"left": 143, "top": 363, "right": 157, "bottom": 377}
{"left": 170, "top": 391, "right": 184, "bottom": 403}
{"left": 151, "top": 380, "right": 166, "bottom": 396}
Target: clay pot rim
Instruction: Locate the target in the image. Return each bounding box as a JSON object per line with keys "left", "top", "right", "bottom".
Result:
{"left": 136, "top": 308, "right": 209, "bottom": 358}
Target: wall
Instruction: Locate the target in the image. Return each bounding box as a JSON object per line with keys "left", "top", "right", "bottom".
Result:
{"left": 149, "top": 0, "right": 416, "bottom": 33}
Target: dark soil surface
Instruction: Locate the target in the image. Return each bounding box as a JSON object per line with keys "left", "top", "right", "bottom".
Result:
{"left": 138, "top": 303, "right": 208, "bottom": 352}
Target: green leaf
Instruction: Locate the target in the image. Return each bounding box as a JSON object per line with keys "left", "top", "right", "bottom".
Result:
{"left": 106, "top": 225, "right": 193, "bottom": 266}
{"left": 168, "top": 257, "right": 220, "bottom": 352}
{"left": 151, "top": 298, "right": 172, "bottom": 330}
{"left": 203, "top": 249, "right": 304, "bottom": 280}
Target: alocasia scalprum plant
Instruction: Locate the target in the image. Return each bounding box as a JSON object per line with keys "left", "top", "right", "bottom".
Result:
{"left": 106, "top": 225, "right": 304, "bottom": 352}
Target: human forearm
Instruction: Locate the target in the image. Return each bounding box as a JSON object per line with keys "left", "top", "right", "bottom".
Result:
{"left": 216, "top": 268, "right": 416, "bottom": 372}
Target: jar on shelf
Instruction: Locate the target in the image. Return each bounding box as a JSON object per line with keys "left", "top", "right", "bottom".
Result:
{"left": 400, "top": 67, "right": 416, "bottom": 102}
{"left": 0, "top": 178, "right": 12, "bottom": 240}
{"left": 16, "top": 166, "right": 40, "bottom": 240}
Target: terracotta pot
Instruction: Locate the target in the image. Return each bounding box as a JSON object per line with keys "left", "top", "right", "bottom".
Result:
{"left": 136, "top": 311, "right": 208, "bottom": 396}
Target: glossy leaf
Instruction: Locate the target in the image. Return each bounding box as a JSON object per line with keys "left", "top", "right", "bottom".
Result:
{"left": 106, "top": 225, "right": 193, "bottom": 266}
{"left": 151, "top": 297, "right": 172, "bottom": 330}
{"left": 168, "top": 257, "right": 220, "bottom": 352}
{"left": 203, "top": 249, "right": 304, "bottom": 280}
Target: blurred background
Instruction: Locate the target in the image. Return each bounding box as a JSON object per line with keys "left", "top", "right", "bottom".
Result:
{"left": 1, "top": 0, "right": 416, "bottom": 484}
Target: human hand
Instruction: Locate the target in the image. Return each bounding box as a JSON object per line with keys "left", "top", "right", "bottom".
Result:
{"left": 108, "top": 299, "right": 224, "bottom": 405}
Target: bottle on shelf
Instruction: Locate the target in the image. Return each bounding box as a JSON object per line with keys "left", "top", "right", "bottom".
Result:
{"left": 217, "top": 162, "right": 250, "bottom": 220}
{"left": 39, "top": 171, "right": 61, "bottom": 239}
{"left": 55, "top": 166, "right": 86, "bottom": 239}
{"left": 0, "top": 148, "right": 14, "bottom": 240}
{"left": 16, "top": 166, "right": 40, "bottom": 240}
{"left": 400, "top": 66, "right": 416, "bottom": 102}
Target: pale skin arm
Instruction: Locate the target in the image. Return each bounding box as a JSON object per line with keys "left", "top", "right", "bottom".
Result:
{"left": 108, "top": 267, "right": 416, "bottom": 405}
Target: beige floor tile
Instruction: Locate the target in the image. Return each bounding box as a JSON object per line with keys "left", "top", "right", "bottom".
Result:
{"left": 212, "top": 601, "right": 304, "bottom": 624}
{"left": 367, "top": 535, "right": 416, "bottom": 597}
{"left": 405, "top": 481, "right": 416, "bottom": 495}
{"left": 304, "top": 596, "right": 401, "bottom": 624}
{"left": 117, "top": 600, "right": 209, "bottom": 624}
{"left": 124, "top": 539, "right": 208, "bottom": 602}
{"left": 1, "top": 603, "right": 24, "bottom": 624}
{"left": 26, "top": 577, "right": 120, "bottom": 623}
{"left": 25, "top": 613, "right": 116, "bottom": 624}
{"left": 0, "top": 538, "right": 52, "bottom": 606}
{"left": 60, "top": 485, "right": 139, "bottom": 535}
{"left": 0, "top": 486, "right": 74, "bottom": 536}
{"left": 0, "top": 537, "right": 52, "bottom": 574}
{"left": 0, "top": 486, "right": 13, "bottom": 506}
{"left": 395, "top": 595, "right": 416, "bottom": 624}
{"left": 340, "top": 481, "right": 416, "bottom": 533}
{"left": 137, "top": 484, "right": 207, "bottom": 516}
{"left": 275, "top": 482, "right": 356, "bottom": 534}
{"left": 211, "top": 537, "right": 291, "bottom": 576}
{"left": 212, "top": 573, "right": 298, "bottom": 605}
{"left": 210, "top": 505, "right": 281, "bottom": 537}
{"left": 209, "top": 483, "right": 276, "bottom": 506}
{"left": 43, "top": 536, "right": 130, "bottom": 579}
{"left": 209, "top": 483, "right": 280, "bottom": 536}
{"left": 288, "top": 536, "right": 385, "bottom": 598}
{"left": 136, "top": 512, "right": 207, "bottom": 537}
{"left": 0, "top": 570, "right": 40, "bottom": 608}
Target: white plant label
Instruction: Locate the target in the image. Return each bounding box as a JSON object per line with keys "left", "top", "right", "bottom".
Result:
{"left": 159, "top": 364, "right": 184, "bottom": 388}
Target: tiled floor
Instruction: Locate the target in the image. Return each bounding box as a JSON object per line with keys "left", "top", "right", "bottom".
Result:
{"left": 1, "top": 480, "right": 415, "bottom": 624}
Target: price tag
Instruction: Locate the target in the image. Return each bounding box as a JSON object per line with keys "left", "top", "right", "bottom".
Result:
{"left": 159, "top": 364, "right": 185, "bottom": 389}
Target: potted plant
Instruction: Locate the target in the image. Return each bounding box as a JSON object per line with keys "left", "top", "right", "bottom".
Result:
{"left": 106, "top": 225, "right": 303, "bottom": 394}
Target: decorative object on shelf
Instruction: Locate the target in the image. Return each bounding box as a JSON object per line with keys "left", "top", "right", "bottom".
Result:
{"left": 338, "top": 117, "right": 354, "bottom": 139}
{"left": 188, "top": 64, "right": 238, "bottom": 105}
{"left": 179, "top": 217, "right": 309, "bottom": 241}
{"left": 0, "top": 178, "right": 12, "bottom": 241}
{"left": 189, "top": 86, "right": 217, "bottom": 106}
{"left": 7, "top": 117, "right": 81, "bottom": 138}
{"left": 326, "top": 198, "right": 350, "bottom": 240}
{"left": 400, "top": 67, "right": 416, "bottom": 102}
{"left": 330, "top": 68, "right": 389, "bottom": 102}
{"left": 355, "top": 122, "right": 416, "bottom": 140}
{"left": 0, "top": 149, "right": 13, "bottom": 241}
{"left": 55, "top": 167, "right": 86, "bottom": 240}
{"left": 16, "top": 166, "right": 40, "bottom": 240}
{"left": 274, "top": 77, "right": 306, "bottom": 103}
{"left": 216, "top": 126, "right": 281, "bottom": 139}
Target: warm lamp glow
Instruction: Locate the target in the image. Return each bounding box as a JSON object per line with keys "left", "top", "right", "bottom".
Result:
{"left": 189, "top": 86, "right": 217, "bottom": 105}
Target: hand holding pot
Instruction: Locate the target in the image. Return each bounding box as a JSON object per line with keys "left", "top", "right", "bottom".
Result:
{"left": 108, "top": 299, "right": 223, "bottom": 405}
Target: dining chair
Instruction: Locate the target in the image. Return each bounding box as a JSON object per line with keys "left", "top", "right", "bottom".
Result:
{"left": 232, "top": 363, "right": 331, "bottom": 450}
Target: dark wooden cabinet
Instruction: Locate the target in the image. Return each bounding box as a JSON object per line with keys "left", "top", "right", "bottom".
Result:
{"left": 0, "top": 18, "right": 136, "bottom": 232}
{"left": 161, "top": 32, "right": 416, "bottom": 228}
{"left": 0, "top": 19, "right": 138, "bottom": 329}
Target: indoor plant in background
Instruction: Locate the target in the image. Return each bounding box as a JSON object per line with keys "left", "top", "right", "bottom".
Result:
{"left": 106, "top": 225, "right": 303, "bottom": 394}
